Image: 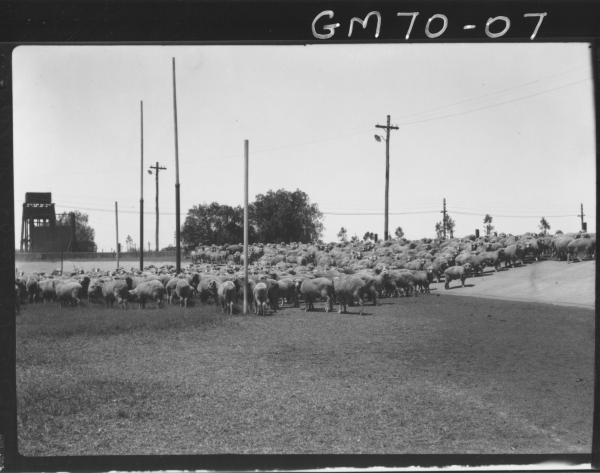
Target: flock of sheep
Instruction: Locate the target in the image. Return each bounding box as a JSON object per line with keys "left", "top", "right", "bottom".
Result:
{"left": 15, "top": 230, "right": 595, "bottom": 315}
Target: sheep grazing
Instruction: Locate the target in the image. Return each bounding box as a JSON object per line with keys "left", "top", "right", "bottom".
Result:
{"left": 55, "top": 280, "right": 83, "bottom": 307}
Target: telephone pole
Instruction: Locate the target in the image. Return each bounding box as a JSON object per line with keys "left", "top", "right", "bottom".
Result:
{"left": 139, "top": 100, "right": 144, "bottom": 272}
{"left": 578, "top": 203, "right": 585, "bottom": 231}
{"left": 441, "top": 198, "right": 447, "bottom": 240}
{"left": 375, "top": 115, "right": 399, "bottom": 240}
{"left": 172, "top": 57, "right": 181, "bottom": 273}
{"left": 243, "top": 140, "right": 249, "bottom": 315}
{"left": 148, "top": 162, "right": 167, "bottom": 252}
{"left": 115, "top": 201, "right": 120, "bottom": 270}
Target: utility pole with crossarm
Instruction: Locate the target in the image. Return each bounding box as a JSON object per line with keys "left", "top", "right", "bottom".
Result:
{"left": 148, "top": 162, "right": 167, "bottom": 252}
{"left": 578, "top": 203, "right": 586, "bottom": 232}
{"left": 172, "top": 57, "right": 181, "bottom": 273}
{"left": 375, "top": 115, "right": 399, "bottom": 240}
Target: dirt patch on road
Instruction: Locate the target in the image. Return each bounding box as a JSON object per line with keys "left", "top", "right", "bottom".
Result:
{"left": 435, "top": 260, "right": 595, "bottom": 309}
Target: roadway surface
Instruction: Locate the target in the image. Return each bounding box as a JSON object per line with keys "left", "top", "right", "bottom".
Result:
{"left": 434, "top": 260, "right": 595, "bottom": 309}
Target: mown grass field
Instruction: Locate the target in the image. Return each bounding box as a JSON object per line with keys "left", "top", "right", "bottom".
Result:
{"left": 16, "top": 293, "right": 594, "bottom": 456}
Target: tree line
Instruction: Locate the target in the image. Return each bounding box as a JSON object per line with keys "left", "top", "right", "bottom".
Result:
{"left": 181, "top": 188, "right": 323, "bottom": 249}
{"left": 60, "top": 194, "right": 559, "bottom": 253}
{"left": 338, "top": 213, "right": 555, "bottom": 243}
{"left": 57, "top": 211, "right": 97, "bottom": 252}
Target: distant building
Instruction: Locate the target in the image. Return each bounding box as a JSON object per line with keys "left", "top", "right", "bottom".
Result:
{"left": 20, "top": 192, "right": 76, "bottom": 252}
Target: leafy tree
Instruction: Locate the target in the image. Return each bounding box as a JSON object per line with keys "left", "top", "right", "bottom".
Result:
{"left": 337, "top": 227, "right": 348, "bottom": 243}
{"left": 182, "top": 189, "right": 323, "bottom": 247}
{"left": 350, "top": 234, "right": 359, "bottom": 243}
{"left": 181, "top": 202, "right": 249, "bottom": 248}
{"left": 483, "top": 214, "right": 494, "bottom": 237}
{"left": 435, "top": 214, "right": 455, "bottom": 239}
{"left": 447, "top": 216, "right": 456, "bottom": 238}
{"left": 394, "top": 226, "right": 404, "bottom": 239}
{"left": 539, "top": 217, "right": 551, "bottom": 235}
{"left": 57, "top": 211, "right": 97, "bottom": 252}
{"left": 435, "top": 221, "right": 443, "bottom": 239}
{"left": 125, "top": 235, "right": 134, "bottom": 252}
{"left": 251, "top": 189, "right": 323, "bottom": 243}
{"left": 363, "top": 231, "right": 376, "bottom": 241}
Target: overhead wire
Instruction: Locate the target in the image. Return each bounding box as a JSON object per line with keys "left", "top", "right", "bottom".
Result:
{"left": 392, "top": 63, "right": 590, "bottom": 122}
{"left": 188, "top": 65, "right": 592, "bottom": 160}
{"left": 396, "top": 78, "right": 591, "bottom": 128}
{"left": 50, "top": 66, "right": 591, "bottom": 223}
{"left": 54, "top": 203, "right": 582, "bottom": 219}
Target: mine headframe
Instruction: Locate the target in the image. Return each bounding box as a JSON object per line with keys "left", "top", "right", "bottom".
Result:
{"left": 20, "top": 193, "right": 77, "bottom": 252}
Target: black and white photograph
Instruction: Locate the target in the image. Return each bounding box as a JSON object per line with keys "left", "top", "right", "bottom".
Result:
{"left": 12, "top": 43, "right": 595, "bottom": 456}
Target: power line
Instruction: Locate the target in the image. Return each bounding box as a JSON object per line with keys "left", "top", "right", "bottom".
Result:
{"left": 450, "top": 204, "right": 575, "bottom": 213}
{"left": 56, "top": 204, "right": 170, "bottom": 215}
{"left": 395, "top": 78, "right": 591, "bottom": 128}
{"left": 58, "top": 197, "right": 580, "bottom": 217}
{"left": 54, "top": 203, "right": 586, "bottom": 220}
{"left": 181, "top": 74, "right": 591, "bottom": 162}
{"left": 393, "top": 63, "right": 590, "bottom": 123}
{"left": 451, "top": 210, "right": 577, "bottom": 218}
{"left": 322, "top": 210, "right": 439, "bottom": 216}
{"left": 229, "top": 67, "right": 592, "bottom": 159}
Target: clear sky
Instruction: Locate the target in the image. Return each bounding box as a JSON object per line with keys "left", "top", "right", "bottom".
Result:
{"left": 13, "top": 43, "right": 596, "bottom": 251}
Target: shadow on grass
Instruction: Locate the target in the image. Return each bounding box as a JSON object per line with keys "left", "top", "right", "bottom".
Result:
{"left": 17, "top": 303, "right": 229, "bottom": 339}
{"left": 336, "top": 309, "right": 373, "bottom": 316}
{"left": 445, "top": 284, "right": 475, "bottom": 290}
{"left": 300, "top": 307, "right": 334, "bottom": 313}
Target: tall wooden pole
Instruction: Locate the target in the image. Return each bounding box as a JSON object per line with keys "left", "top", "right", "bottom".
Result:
{"left": 139, "top": 100, "right": 144, "bottom": 272}
{"left": 149, "top": 162, "right": 167, "bottom": 252}
{"left": 375, "top": 115, "right": 398, "bottom": 240}
{"left": 115, "top": 201, "right": 120, "bottom": 270}
{"left": 243, "top": 140, "right": 249, "bottom": 315}
{"left": 579, "top": 203, "right": 586, "bottom": 231}
{"left": 384, "top": 116, "right": 390, "bottom": 240}
{"left": 155, "top": 162, "right": 159, "bottom": 253}
{"left": 442, "top": 198, "right": 447, "bottom": 240}
{"left": 172, "top": 57, "right": 181, "bottom": 273}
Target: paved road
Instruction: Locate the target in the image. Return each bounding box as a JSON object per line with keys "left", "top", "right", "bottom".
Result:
{"left": 434, "top": 260, "right": 595, "bottom": 309}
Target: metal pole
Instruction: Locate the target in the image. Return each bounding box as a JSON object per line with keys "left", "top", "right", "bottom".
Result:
{"left": 243, "top": 140, "right": 249, "bottom": 315}
{"left": 172, "top": 57, "right": 181, "bottom": 273}
{"left": 115, "top": 201, "right": 120, "bottom": 270}
{"left": 140, "top": 100, "right": 144, "bottom": 272}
